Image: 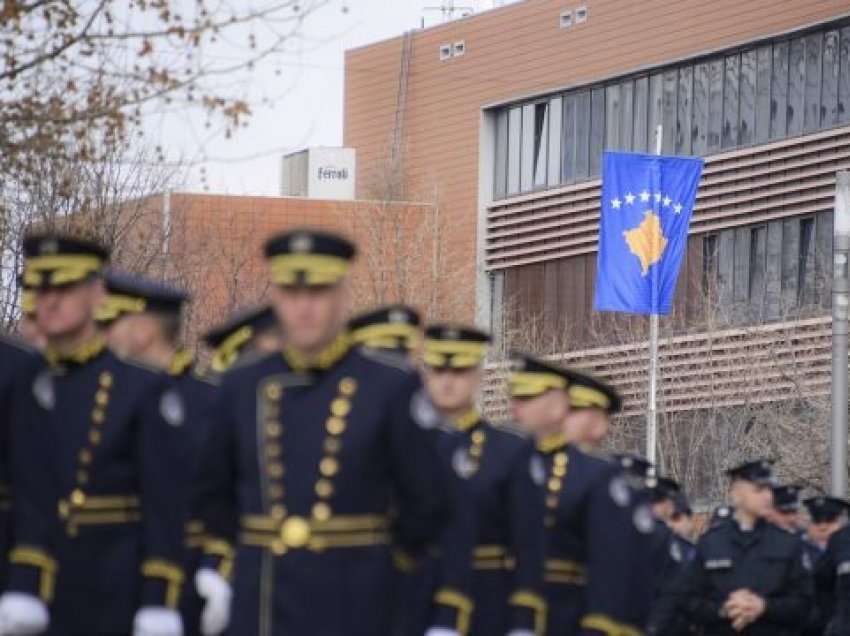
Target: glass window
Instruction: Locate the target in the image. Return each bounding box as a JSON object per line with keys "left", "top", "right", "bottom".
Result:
{"left": 692, "top": 62, "right": 710, "bottom": 156}
{"left": 708, "top": 59, "right": 724, "bottom": 152}
{"left": 621, "top": 80, "right": 635, "bottom": 151}
{"left": 677, "top": 65, "right": 693, "bottom": 155}
{"left": 771, "top": 40, "right": 789, "bottom": 139}
{"left": 494, "top": 110, "right": 508, "bottom": 199}
{"left": 841, "top": 27, "right": 850, "bottom": 124}
{"left": 547, "top": 96, "right": 562, "bottom": 186}
{"left": 589, "top": 87, "right": 605, "bottom": 176}
{"left": 755, "top": 45, "right": 772, "bottom": 144}
{"left": 533, "top": 102, "right": 549, "bottom": 188}
{"left": 823, "top": 30, "right": 840, "bottom": 127}
{"left": 606, "top": 83, "right": 622, "bottom": 150}
{"left": 648, "top": 73, "right": 664, "bottom": 152}
{"left": 739, "top": 50, "right": 756, "bottom": 146}
{"left": 633, "top": 76, "right": 649, "bottom": 152}
{"left": 723, "top": 55, "right": 740, "bottom": 149}
{"left": 575, "top": 90, "right": 591, "bottom": 180}
{"left": 520, "top": 103, "right": 535, "bottom": 191}
{"left": 507, "top": 106, "right": 521, "bottom": 195}
{"left": 787, "top": 37, "right": 805, "bottom": 136}
{"left": 663, "top": 69, "right": 678, "bottom": 154}
{"left": 562, "top": 94, "right": 577, "bottom": 184}
{"left": 804, "top": 33, "right": 823, "bottom": 133}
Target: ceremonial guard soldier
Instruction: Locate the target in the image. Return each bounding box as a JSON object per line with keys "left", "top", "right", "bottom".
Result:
{"left": 509, "top": 355, "right": 654, "bottom": 636}
{"left": 348, "top": 305, "right": 422, "bottom": 356}
{"left": 202, "top": 305, "right": 282, "bottom": 374}
{"left": 0, "top": 234, "right": 189, "bottom": 636}
{"left": 419, "top": 326, "right": 545, "bottom": 636}
{"left": 681, "top": 459, "right": 813, "bottom": 635}
{"left": 193, "top": 229, "right": 461, "bottom": 636}
{"left": 98, "top": 271, "right": 220, "bottom": 636}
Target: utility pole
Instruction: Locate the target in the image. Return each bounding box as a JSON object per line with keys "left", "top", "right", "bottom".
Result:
{"left": 832, "top": 170, "right": 850, "bottom": 496}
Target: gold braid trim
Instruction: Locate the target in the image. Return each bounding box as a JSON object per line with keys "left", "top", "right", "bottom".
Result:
{"left": 580, "top": 613, "right": 644, "bottom": 636}
{"left": 509, "top": 589, "right": 547, "bottom": 636}
{"left": 141, "top": 559, "right": 185, "bottom": 609}
{"left": 9, "top": 546, "right": 58, "bottom": 602}
{"left": 434, "top": 587, "right": 474, "bottom": 636}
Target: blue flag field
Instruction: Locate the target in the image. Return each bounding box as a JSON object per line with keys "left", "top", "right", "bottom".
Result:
{"left": 594, "top": 151, "right": 704, "bottom": 315}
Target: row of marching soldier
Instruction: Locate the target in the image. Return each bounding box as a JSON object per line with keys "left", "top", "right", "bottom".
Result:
{"left": 2, "top": 228, "right": 850, "bottom": 636}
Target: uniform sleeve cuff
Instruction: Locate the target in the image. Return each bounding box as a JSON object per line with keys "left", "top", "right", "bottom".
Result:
{"left": 201, "top": 537, "right": 235, "bottom": 582}
{"left": 509, "top": 589, "right": 547, "bottom": 636}
{"left": 8, "top": 545, "right": 57, "bottom": 602}
{"left": 141, "top": 559, "right": 185, "bottom": 609}
{"left": 580, "top": 613, "right": 644, "bottom": 636}
{"left": 433, "top": 587, "right": 474, "bottom": 635}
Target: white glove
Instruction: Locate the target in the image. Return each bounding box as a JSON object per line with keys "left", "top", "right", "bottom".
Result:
{"left": 507, "top": 631, "right": 536, "bottom": 636}
{"left": 424, "top": 629, "right": 461, "bottom": 636}
{"left": 132, "top": 607, "right": 183, "bottom": 636}
{"left": 0, "top": 593, "right": 49, "bottom": 635}
{"left": 196, "top": 568, "right": 232, "bottom": 636}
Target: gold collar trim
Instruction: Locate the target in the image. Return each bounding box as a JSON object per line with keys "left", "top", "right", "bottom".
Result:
{"left": 283, "top": 332, "right": 351, "bottom": 372}
{"left": 537, "top": 433, "right": 568, "bottom": 454}
{"left": 46, "top": 336, "right": 106, "bottom": 368}
{"left": 169, "top": 349, "right": 194, "bottom": 376}
{"left": 453, "top": 409, "right": 481, "bottom": 432}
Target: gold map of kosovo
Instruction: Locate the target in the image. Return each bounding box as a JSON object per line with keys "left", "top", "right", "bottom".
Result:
{"left": 623, "top": 211, "right": 668, "bottom": 276}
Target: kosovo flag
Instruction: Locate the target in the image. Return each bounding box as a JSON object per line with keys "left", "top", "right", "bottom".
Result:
{"left": 594, "top": 151, "right": 704, "bottom": 315}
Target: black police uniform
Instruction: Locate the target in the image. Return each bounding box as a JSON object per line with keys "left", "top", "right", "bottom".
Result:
{"left": 804, "top": 496, "right": 850, "bottom": 636}
{"left": 0, "top": 334, "right": 43, "bottom": 592}
{"left": 536, "top": 438, "right": 655, "bottom": 635}
{"left": 646, "top": 517, "right": 697, "bottom": 636}
{"left": 194, "top": 337, "right": 460, "bottom": 636}
{"left": 7, "top": 340, "right": 189, "bottom": 635}
{"left": 681, "top": 461, "right": 812, "bottom": 636}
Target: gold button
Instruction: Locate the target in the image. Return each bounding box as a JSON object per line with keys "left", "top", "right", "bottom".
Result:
{"left": 91, "top": 409, "right": 105, "bottom": 425}
{"left": 71, "top": 489, "right": 86, "bottom": 506}
{"left": 324, "top": 438, "right": 342, "bottom": 454}
{"left": 312, "top": 502, "right": 331, "bottom": 521}
{"left": 270, "top": 504, "right": 286, "bottom": 520}
{"left": 546, "top": 495, "right": 559, "bottom": 508}
{"left": 554, "top": 453, "right": 568, "bottom": 467}
{"left": 99, "top": 372, "right": 113, "bottom": 388}
{"left": 95, "top": 390, "right": 109, "bottom": 406}
{"left": 548, "top": 477, "right": 562, "bottom": 492}
{"left": 268, "top": 485, "right": 285, "bottom": 500}
{"left": 77, "top": 471, "right": 89, "bottom": 485}
{"left": 319, "top": 457, "right": 339, "bottom": 477}
{"left": 271, "top": 540, "right": 287, "bottom": 556}
{"left": 268, "top": 463, "right": 284, "bottom": 479}
{"left": 89, "top": 430, "right": 102, "bottom": 445}
{"left": 58, "top": 500, "right": 70, "bottom": 520}
{"left": 330, "top": 398, "right": 351, "bottom": 418}
{"left": 79, "top": 449, "right": 92, "bottom": 465}
{"left": 471, "top": 431, "right": 486, "bottom": 445}
{"left": 315, "top": 479, "right": 334, "bottom": 498}
{"left": 338, "top": 377, "right": 357, "bottom": 396}
{"left": 265, "top": 383, "right": 282, "bottom": 400}
{"left": 266, "top": 444, "right": 281, "bottom": 458}
{"left": 469, "top": 445, "right": 483, "bottom": 458}
{"left": 280, "top": 516, "right": 311, "bottom": 548}
{"left": 326, "top": 417, "right": 346, "bottom": 436}
{"left": 552, "top": 465, "right": 566, "bottom": 477}
{"left": 266, "top": 423, "right": 282, "bottom": 437}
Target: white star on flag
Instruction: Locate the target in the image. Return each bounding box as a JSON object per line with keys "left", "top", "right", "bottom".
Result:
{"left": 663, "top": 196, "right": 672, "bottom": 207}
{"left": 673, "top": 203, "right": 683, "bottom": 214}
{"left": 611, "top": 198, "right": 622, "bottom": 209}
{"left": 653, "top": 192, "right": 662, "bottom": 203}
{"left": 639, "top": 190, "right": 650, "bottom": 202}
{"left": 624, "top": 192, "right": 636, "bottom": 205}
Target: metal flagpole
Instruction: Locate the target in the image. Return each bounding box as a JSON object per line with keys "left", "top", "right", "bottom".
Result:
{"left": 832, "top": 170, "right": 850, "bottom": 497}
{"left": 646, "top": 125, "right": 663, "bottom": 466}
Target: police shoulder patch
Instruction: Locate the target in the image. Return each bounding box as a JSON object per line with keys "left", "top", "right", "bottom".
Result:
{"left": 410, "top": 389, "right": 439, "bottom": 430}
{"left": 802, "top": 550, "right": 813, "bottom": 572}
{"left": 633, "top": 504, "right": 655, "bottom": 534}
{"left": 608, "top": 476, "right": 631, "bottom": 507}
{"left": 32, "top": 370, "right": 55, "bottom": 410}
{"left": 670, "top": 539, "right": 683, "bottom": 563}
{"left": 160, "top": 389, "right": 185, "bottom": 427}
{"left": 837, "top": 561, "right": 850, "bottom": 576}
{"left": 452, "top": 447, "right": 476, "bottom": 479}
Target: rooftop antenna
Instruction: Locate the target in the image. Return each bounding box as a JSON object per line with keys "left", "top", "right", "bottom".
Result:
{"left": 423, "top": 0, "right": 475, "bottom": 23}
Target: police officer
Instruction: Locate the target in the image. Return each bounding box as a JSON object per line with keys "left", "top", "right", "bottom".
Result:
{"left": 669, "top": 492, "right": 696, "bottom": 542}
{"left": 769, "top": 484, "right": 805, "bottom": 534}
{"left": 348, "top": 305, "right": 422, "bottom": 356}
{"left": 0, "top": 234, "right": 189, "bottom": 636}
{"left": 509, "top": 355, "right": 654, "bottom": 636}
{"left": 681, "top": 459, "right": 813, "bottom": 635}
{"left": 420, "top": 326, "right": 545, "bottom": 636}
{"left": 193, "top": 229, "right": 461, "bottom": 636}
{"left": 98, "top": 270, "right": 219, "bottom": 636}
{"left": 202, "top": 304, "right": 282, "bottom": 374}
{"left": 803, "top": 496, "right": 849, "bottom": 636}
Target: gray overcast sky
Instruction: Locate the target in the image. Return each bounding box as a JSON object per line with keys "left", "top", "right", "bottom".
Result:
{"left": 155, "top": 0, "right": 516, "bottom": 195}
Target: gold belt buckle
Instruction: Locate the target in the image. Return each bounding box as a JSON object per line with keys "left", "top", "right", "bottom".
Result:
{"left": 276, "top": 516, "right": 311, "bottom": 554}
